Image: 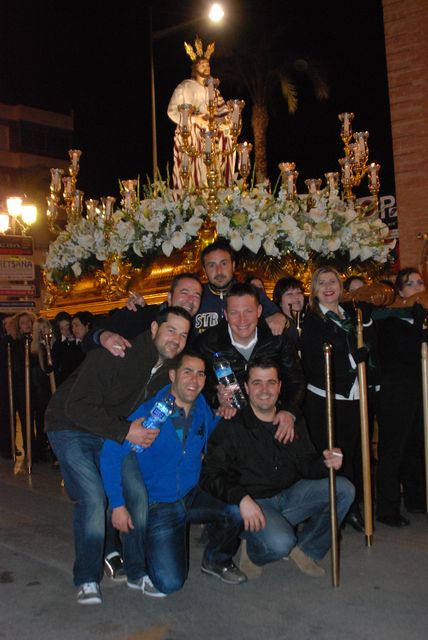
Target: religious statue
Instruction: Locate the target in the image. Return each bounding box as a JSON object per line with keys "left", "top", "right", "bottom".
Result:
{"left": 167, "top": 37, "right": 235, "bottom": 191}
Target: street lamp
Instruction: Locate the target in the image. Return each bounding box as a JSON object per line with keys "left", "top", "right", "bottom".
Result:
{"left": 150, "top": 3, "right": 224, "bottom": 176}
{"left": 0, "top": 197, "right": 38, "bottom": 235}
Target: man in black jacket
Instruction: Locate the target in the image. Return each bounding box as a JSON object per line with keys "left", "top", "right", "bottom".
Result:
{"left": 83, "top": 272, "right": 203, "bottom": 356}
{"left": 45, "top": 307, "right": 192, "bottom": 605}
{"left": 200, "top": 357, "right": 355, "bottom": 577}
{"left": 194, "top": 282, "right": 305, "bottom": 443}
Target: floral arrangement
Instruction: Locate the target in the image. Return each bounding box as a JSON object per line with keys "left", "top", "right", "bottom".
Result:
{"left": 44, "top": 181, "right": 394, "bottom": 286}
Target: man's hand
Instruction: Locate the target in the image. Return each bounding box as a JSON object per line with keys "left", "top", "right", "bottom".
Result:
{"left": 126, "top": 418, "right": 160, "bottom": 448}
{"left": 100, "top": 330, "right": 132, "bottom": 357}
{"left": 323, "top": 448, "right": 343, "bottom": 471}
{"left": 266, "top": 312, "right": 287, "bottom": 336}
{"left": 239, "top": 495, "right": 266, "bottom": 532}
{"left": 112, "top": 506, "right": 134, "bottom": 533}
{"left": 126, "top": 291, "right": 145, "bottom": 312}
{"left": 216, "top": 405, "right": 237, "bottom": 420}
{"left": 273, "top": 410, "right": 295, "bottom": 444}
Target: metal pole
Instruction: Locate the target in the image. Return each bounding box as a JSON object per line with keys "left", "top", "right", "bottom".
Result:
{"left": 7, "top": 341, "right": 16, "bottom": 462}
{"left": 421, "top": 341, "right": 428, "bottom": 516}
{"left": 44, "top": 333, "right": 57, "bottom": 395}
{"left": 323, "top": 343, "right": 340, "bottom": 587}
{"left": 356, "top": 309, "right": 374, "bottom": 546}
{"left": 150, "top": 7, "right": 158, "bottom": 178}
{"left": 24, "top": 335, "right": 32, "bottom": 475}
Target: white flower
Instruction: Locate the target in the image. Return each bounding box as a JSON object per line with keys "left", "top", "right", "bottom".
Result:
{"left": 183, "top": 216, "right": 203, "bottom": 236}
{"left": 215, "top": 214, "right": 230, "bottom": 236}
{"left": 308, "top": 208, "right": 326, "bottom": 223}
{"left": 162, "top": 240, "right": 174, "bottom": 257}
{"left": 71, "top": 262, "right": 82, "bottom": 278}
{"left": 229, "top": 231, "right": 243, "bottom": 252}
{"left": 251, "top": 219, "right": 268, "bottom": 235}
{"left": 243, "top": 232, "right": 262, "bottom": 254}
{"left": 171, "top": 231, "right": 187, "bottom": 249}
{"left": 327, "top": 237, "right": 341, "bottom": 252}
{"left": 263, "top": 237, "right": 280, "bottom": 257}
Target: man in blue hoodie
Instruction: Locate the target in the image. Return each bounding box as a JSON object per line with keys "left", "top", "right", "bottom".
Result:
{"left": 100, "top": 350, "right": 246, "bottom": 597}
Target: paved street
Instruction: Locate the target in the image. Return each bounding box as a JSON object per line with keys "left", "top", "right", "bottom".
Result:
{"left": 0, "top": 457, "right": 427, "bottom": 640}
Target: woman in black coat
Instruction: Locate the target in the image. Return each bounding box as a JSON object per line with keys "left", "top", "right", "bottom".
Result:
{"left": 376, "top": 268, "right": 427, "bottom": 526}
{"left": 301, "top": 267, "right": 377, "bottom": 531}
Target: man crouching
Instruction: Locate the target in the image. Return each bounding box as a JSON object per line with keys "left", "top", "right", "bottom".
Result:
{"left": 200, "top": 357, "right": 355, "bottom": 577}
{"left": 100, "top": 350, "right": 246, "bottom": 597}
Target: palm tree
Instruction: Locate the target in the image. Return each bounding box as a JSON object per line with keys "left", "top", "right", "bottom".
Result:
{"left": 218, "top": 27, "right": 329, "bottom": 183}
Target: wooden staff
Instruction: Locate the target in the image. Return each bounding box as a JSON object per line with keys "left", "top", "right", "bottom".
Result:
{"left": 6, "top": 341, "right": 16, "bottom": 462}
{"left": 43, "top": 332, "right": 56, "bottom": 394}
{"left": 421, "top": 342, "right": 428, "bottom": 515}
{"left": 24, "top": 334, "right": 32, "bottom": 475}
{"left": 356, "top": 309, "right": 373, "bottom": 546}
{"left": 323, "top": 343, "right": 340, "bottom": 587}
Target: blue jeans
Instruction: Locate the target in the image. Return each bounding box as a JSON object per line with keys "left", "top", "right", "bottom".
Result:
{"left": 237, "top": 477, "right": 354, "bottom": 565}
{"left": 146, "top": 487, "right": 242, "bottom": 594}
{"left": 48, "top": 430, "right": 147, "bottom": 585}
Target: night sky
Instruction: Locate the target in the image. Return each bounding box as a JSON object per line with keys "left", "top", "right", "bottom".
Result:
{"left": 0, "top": 0, "right": 394, "bottom": 202}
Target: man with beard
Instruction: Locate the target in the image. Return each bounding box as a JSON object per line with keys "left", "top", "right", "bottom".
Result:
{"left": 45, "top": 307, "right": 191, "bottom": 605}
{"left": 194, "top": 239, "right": 285, "bottom": 336}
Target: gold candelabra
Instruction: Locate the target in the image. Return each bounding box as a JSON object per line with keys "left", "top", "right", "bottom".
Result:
{"left": 278, "top": 113, "right": 381, "bottom": 210}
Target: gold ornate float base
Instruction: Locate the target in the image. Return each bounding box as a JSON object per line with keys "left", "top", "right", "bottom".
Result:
{"left": 43, "top": 240, "right": 385, "bottom": 319}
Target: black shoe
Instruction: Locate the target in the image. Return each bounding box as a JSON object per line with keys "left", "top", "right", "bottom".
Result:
{"left": 201, "top": 560, "right": 247, "bottom": 585}
{"left": 376, "top": 515, "right": 410, "bottom": 527}
{"left": 346, "top": 511, "right": 365, "bottom": 533}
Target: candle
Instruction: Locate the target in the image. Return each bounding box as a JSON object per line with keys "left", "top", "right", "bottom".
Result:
{"left": 179, "top": 104, "right": 189, "bottom": 128}
{"left": 62, "top": 176, "right": 74, "bottom": 197}
{"left": 182, "top": 152, "right": 189, "bottom": 172}
{"left": 68, "top": 149, "right": 82, "bottom": 169}
{"left": 50, "top": 168, "right": 64, "bottom": 191}
{"left": 207, "top": 77, "right": 215, "bottom": 102}
{"left": 204, "top": 132, "right": 211, "bottom": 155}
{"left": 232, "top": 102, "right": 240, "bottom": 126}
{"left": 344, "top": 161, "right": 351, "bottom": 181}
{"left": 287, "top": 173, "right": 294, "bottom": 194}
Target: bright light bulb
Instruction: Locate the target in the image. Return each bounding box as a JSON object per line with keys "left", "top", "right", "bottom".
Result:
{"left": 209, "top": 3, "right": 224, "bottom": 22}
{"left": 7, "top": 197, "right": 23, "bottom": 217}
{"left": 21, "top": 205, "right": 37, "bottom": 225}
{"left": 0, "top": 213, "right": 9, "bottom": 233}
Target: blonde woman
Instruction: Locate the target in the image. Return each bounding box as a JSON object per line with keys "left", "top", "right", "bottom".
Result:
{"left": 300, "top": 267, "right": 378, "bottom": 532}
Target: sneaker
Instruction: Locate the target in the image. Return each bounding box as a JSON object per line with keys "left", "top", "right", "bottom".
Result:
{"left": 201, "top": 559, "right": 247, "bottom": 585}
{"left": 288, "top": 546, "right": 325, "bottom": 577}
{"left": 77, "top": 582, "right": 102, "bottom": 605}
{"left": 127, "top": 575, "right": 167, "bottom": 598}
{"left": 104, "top": 552, "right": 126, "bottom": 582}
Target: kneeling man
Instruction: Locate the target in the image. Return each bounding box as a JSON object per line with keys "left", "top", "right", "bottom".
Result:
{"left": 200, "top": 357, "right": 355, "bottom": 577}
{"left": 100, "top": 351, "right": 246, "bottom": 597}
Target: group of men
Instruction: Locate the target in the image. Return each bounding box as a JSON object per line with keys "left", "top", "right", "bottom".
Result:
{"left": 45, "top": 239, "right": 354, "bottom": 605}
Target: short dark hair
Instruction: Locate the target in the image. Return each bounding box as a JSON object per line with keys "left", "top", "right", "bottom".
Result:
{"left": 168, "top": 348, "right": 207, "bottom": 372}
{"left": 72, "top": 311, "right": 94, "bottom": 329}
{"left": 201, "top": 239, "right": 235, "bottom": 267}
{"left": 155, "top": 306, "right": 192, "bottom": 327}
{"left": 170, "top": 272, "right": 202, "bottom": 295}
{"left": 343, "top": 275, "right": 365, "bottom": 292}
{"left": 55, "top": 311, "right": 72, "bottom": 324}
{"left": 273, "top": 277, "right": 303, "bottom": 307}
{"left": 245, "top": 356, "right": 280, "bottom": 381}
{"left": 225, "top": 282, "right": 260, "bottom": 307}
{"left": 395, "top": 267, "right": 423, "bottom": 295}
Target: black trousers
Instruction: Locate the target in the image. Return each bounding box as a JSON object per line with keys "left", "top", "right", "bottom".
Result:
{"left": 303, "top": 390, "right": 363, "bottom": 502}
{"left": 376, "top": 380, "right": 426, "bottom": 517}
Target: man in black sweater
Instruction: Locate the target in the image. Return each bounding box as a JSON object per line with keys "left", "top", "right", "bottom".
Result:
{"left": 200, "top": 357, "right": 354, "bottom": 577}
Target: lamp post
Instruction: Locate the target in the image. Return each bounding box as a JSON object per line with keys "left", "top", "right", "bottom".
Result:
{"left": 149, "top": 3, "right": 224, "bottom": 177}
{"left": 0, "top": 197, "right": 38, "bottom": 235}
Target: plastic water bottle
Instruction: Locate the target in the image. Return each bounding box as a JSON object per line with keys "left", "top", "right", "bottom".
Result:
{"left": 212, "top": 352, "right": 246, "bottom": 409}
{"left": 129, "top": 393, "right": 175, "bottom": 453}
